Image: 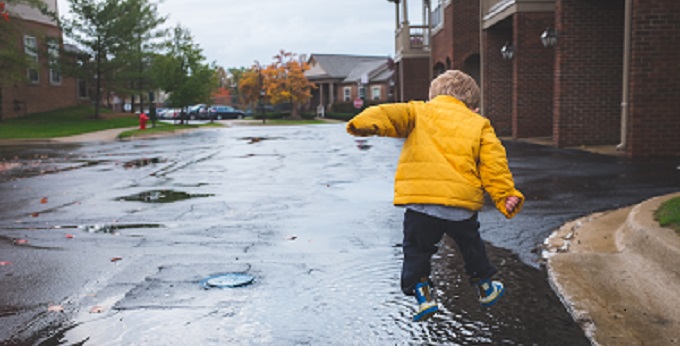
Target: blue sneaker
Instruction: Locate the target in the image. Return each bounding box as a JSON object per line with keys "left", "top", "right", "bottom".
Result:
{"left": 477, "top": 279, "right": 505, "bottom": 307}
{"left": 413, "top": 279, "right": 439, "bottom": 322}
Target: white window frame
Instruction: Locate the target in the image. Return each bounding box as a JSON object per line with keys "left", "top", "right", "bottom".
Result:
{"left": 24, "top": 35, "right": 39, "bottom": 84}
{"left": 358, "top": 86, "right": 366, "bottom": 99}
{"left": 343, "top": 87, "right": 351, "bottom": 101}
{"left": 371, "top": 86, "right": 381, "bottom": 101}
{"left": 47, "top": 39, "right": 62, "bottom": 85}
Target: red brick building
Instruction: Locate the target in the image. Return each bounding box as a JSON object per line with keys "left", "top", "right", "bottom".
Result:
{"left": 305, "top": 54, "right": 395, "bottom": 113}
{"left": 0, "top": 0, "right": 82, "bottom": 120}
{"left": 387, "top": 0, "right": 680, "bottom": 157}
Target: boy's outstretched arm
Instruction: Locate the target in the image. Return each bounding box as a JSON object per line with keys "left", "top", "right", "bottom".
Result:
{"left": 478, "top": 122, "right": 525, "bottom": 219}
{"left": 346, "top": 103, "right": 416, "bottom": 138}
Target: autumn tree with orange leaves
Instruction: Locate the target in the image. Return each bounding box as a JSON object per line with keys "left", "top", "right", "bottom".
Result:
{"left": 239, "top": 51, "right": 315, "bottom": 120}
{"left": 264, "top": 50, "right": 314, "bottom": 119}
{"left": 0, "top": 2, "right": 10, "bottom": 22}
{"left": 238, "top": 62, "right": 267, "bottom": 117}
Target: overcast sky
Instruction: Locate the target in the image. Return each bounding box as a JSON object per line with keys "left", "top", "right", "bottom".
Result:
{"left": 56, "top": 0, "right": 426, "bottom": 69}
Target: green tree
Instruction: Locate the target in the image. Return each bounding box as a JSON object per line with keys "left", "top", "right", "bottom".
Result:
{"left": 110, "top": 0, "right": 166, "bottom": 113}
{"left": 151, "top": 25, "right": 217, "bottom": 123}
{"left": 238, "top": 62, "right": 268, "bottom": 121}
{"left": 61, "top": 0, "right": 129, "bottom": 118}
{"left": 227, "top": 66, "right": 247, "bottom": 107}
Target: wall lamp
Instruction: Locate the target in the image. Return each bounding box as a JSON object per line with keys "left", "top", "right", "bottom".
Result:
{"left": 541, "top": 27, "right": 558, "bottom": 48}
{"left": 501, "top": 42, "right": 514, "bottom": 60}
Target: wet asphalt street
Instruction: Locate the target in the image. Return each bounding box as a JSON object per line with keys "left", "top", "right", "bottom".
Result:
{"left": 1, "top": 123, "right": 679, "bottom": 345}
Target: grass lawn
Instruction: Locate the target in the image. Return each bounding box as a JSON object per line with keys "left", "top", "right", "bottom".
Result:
{"left": 0, "top": 106, "right": 138, "bottom": 139}
{"left": 655, "top": 196, "right": 680, "bottom": 235}
{"left": 0, "top": 106, "right": 338, "bottom": 140}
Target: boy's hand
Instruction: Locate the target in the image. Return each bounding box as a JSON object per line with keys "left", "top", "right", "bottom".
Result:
{"left": 505, "top": 196, "right": 520, "bottom": 214}
{"left": 348, "top": 123, "right": 374, "bottom": 137}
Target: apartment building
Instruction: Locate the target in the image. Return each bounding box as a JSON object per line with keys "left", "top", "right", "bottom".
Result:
{"left": 0, "top": 0, "right": 82, "bottom": 120}
{"left": 387, "top": 0, "right": 680, "bottom": 157}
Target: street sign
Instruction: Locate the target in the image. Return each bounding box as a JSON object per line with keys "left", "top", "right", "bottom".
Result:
{"left": 353, "top": 98, "right": 364, "bottom": 109}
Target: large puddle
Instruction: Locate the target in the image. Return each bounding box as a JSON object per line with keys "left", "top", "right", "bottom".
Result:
{"left": 116, "top": 190, "right": 213, "bottom": 203}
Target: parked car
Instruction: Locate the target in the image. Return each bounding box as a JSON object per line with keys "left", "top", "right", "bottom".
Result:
{"left": 188, "top": 104, "right": 208, "bottom": 120}
{"left": 207, "top": 105, "right": 245, "bottom": 120}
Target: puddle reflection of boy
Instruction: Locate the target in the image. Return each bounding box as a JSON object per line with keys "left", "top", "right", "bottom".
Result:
{"left": 346, "top": 70, "right": 524, "bottom": 322}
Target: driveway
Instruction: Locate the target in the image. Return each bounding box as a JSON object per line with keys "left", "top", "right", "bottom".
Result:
{"left": 0, "top": 124, "right": 678, "bottom": 345}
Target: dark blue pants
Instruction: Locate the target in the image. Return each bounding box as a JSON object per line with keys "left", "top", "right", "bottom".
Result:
{"left": 401, "top": 209, "right": 497, "bottom": 296}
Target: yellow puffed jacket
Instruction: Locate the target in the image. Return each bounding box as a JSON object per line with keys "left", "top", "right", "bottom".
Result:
{"left": 347, "top": 95, "right": 524, "bottom": 219}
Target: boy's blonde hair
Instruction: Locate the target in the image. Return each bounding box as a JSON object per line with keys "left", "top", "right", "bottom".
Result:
{"left": 428, "top": 70, "right": 480, "bottom": 110}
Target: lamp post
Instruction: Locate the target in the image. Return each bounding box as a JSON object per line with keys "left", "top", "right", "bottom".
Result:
{"left": 501, "top": 42, "right": 514, "bottom": 60}
{"left": 541, "top": 27, "right": 558, "bottom": 48}
{"left": 255, "top": 61, "right": 265, "bottom": 124}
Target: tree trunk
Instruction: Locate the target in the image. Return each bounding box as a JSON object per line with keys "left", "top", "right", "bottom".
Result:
{"left": 290, "top": 96, "right": 301, "bottom": 119}
{"left": 94, "top": 39, "right": 102, "bottom": 119}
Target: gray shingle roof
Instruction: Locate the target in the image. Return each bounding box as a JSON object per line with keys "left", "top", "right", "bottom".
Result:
{"left": 306, "top": 54, "right": 391, "bottom": 81}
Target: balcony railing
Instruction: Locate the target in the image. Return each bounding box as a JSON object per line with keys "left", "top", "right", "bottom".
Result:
{"left": 396, "top": 24, "right": 430, "bottom": 56}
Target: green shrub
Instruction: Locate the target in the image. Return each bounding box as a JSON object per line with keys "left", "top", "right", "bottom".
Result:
{"left": 655, "top": 196, "right": 680, "bottom": 235}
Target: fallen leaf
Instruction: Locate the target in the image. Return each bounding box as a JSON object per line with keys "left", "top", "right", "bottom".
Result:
{"left": 31, "top": 212, "right": 39, "bottom": 218}
{"left": 110, "top": 257, "right": 123, "bottom": 262}
{"left": 287, "top": 235, "right": 298, "bottom": 241}
{"left": 13, "top": 239, "right": 28, "bottom": 245}
{"left": 48, "top": 304, "right": 64, "bottom": 312}
{"left": 65, "top": 234, "right": 74, "bottom": 239}
{"left": 89, "top": 306, "right": 105, "bottom": 313}
{"left": 0, "top": 261, "right": 12, "bottom": 266}
{"left": 40, "top": 197, "right": 48, "bottom": 204}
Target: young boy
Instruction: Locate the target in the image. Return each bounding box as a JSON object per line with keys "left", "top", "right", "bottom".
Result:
{"left": 346, "top": 70, "right": 523, "bottom": 322}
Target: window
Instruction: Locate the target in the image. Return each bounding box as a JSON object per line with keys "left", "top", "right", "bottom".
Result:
{"left": 24, "top": 35, "right": 39, "bottom": 83}
{"left": 371, "top": 86, "right": 381, "bottom": 101}
{"left": 78, "top": 79, "right": 88, "bottom": 99}
{"left": 343, "top": 87, "right": 351, "bottom": 101}
{"left": 47, "top": 39, "right": 62, "bottom": 85}
{"left": 432, "top": 5, "right": 442, "bottom": 29}
{"left": 358, "top": 86, "right": 366, "bottom": 99}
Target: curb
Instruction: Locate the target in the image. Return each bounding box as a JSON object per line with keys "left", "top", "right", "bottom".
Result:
{"left": 543, "top": 192, "right": 680, "bottom": 345}
{"left": 617, "top": 192, "right": 680, "bottom": 276}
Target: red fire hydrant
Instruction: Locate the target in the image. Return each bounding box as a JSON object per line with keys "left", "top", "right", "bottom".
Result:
{"left": 139, "top": 112, "right": 149, "bottom": 130}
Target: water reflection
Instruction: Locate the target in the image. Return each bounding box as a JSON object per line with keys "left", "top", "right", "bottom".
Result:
{"left": 117, "top": 190, "right": 213, "bottom": 203}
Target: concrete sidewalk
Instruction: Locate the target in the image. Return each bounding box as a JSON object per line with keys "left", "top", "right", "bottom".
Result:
{"left": 544, "top": 192, "right": 680, "bottom": 345}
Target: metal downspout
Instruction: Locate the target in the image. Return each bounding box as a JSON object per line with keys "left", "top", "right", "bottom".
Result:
{"left": 479, "top": 0, "right": 485, "bottom": 113}
{"left": 617, "top": 0, "right": 632, "bottom": 151}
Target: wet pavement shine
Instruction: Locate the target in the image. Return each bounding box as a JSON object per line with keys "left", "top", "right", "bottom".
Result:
{"left": 0, "top": 124, "right": 678, "bottom": 345}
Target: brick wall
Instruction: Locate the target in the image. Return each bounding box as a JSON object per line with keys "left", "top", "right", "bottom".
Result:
{"left": 398, "top": 57, "right": 430, "bottom": 101}
{"left": 0, "top": 20, "right": 80, "bottom": 120}
{"left": 627, "top": 0, "right": 680, "bottom": 157}
{"left": 431, "top": 3, "right": 454, "bottom": 71}
{"left": 554, "top": 0, "right": 624, "bottom": 147}
{"left": 482, "top": 25, "right": 513, "bottom": 136}
{"left": 513, "top": 12, "right": 554, "bottom": 139}
{"left": 451, "top": 0, "right": 480, "bottom": 70}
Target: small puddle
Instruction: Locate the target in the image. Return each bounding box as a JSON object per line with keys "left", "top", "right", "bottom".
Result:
{"left": 117, "top": 190, "right": 213, "bottom": 203}
{"left": 200, "top": 273, "right": 255, "bottom": 289}
{"left": 80, "top": 223, "right": 164, "bottom": 234}
{"left": 122, "top": 157, "right": 167, "bottom": 168}
{"left": 239, "top": 137, "right": 282, "bottom": 144}
{"left": 355, "top": 139, "right": 372, "bottom": 150}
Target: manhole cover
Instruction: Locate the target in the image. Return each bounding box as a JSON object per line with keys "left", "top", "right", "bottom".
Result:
{"left": 200, "top": 273, "right": 254, "bottom": 289}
